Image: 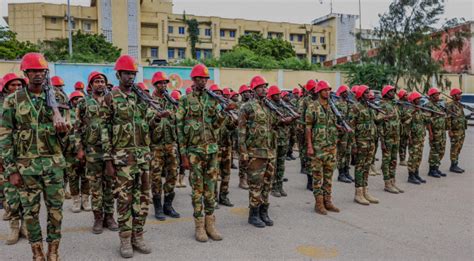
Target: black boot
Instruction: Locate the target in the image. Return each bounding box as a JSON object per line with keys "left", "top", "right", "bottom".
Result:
{"left": 414, "top": 170, "right": 426, "bottom": 183}
{"left": 163, "top": 192, "right": 180, "bottom": 218}
{"left": 435, "top": 166, "right": 447, "bottom": 177}
{"left": 428, "top": 166, "right": 440, "bottom": 178}
{"left": 407, "top": 172, "right": 421, "bottom": 185}
{"left": 306, "top": 174, "right": 313, "bottom": 191}
{"left": 218, "top": 193, "right": 234, "bottom": 207}
{"left": 337, "top": 168, "right": 351, "bottom": 183}
{"left": 153, "top": 195, "right": 166, "bottom": 221}
{"left": 344, "top": 166, "right": 354, "bottom": 182}
{"left": 248, "top": 207, "right": 265, "bottom": 228}
{"left": 259, "top": 204, "right": 274, "bottom": 226}
{"left": 0, "top": 200, "right": 3, "bottom": 209}
{"left": 449, "top": 161, "right": 464, "bottom": 174}
{"left": 231, "top": 162, "right": 238, "bottom": 169}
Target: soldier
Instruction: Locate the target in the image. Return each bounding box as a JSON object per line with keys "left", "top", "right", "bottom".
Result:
{"left": 176, "top": 64, "right": 230, "bottom": 242}
{"left": 171, "top": 90, "right": 187, "bottom": 188}
{"left": 239, "top": 76, "right": 292, "bottom": 228}
{"left": 406, "top": 91, "right": 427, "bottom": 184}
{"left": 306, "top": 80, "right": 340, "bottom": 214}
{"left": 376, "top": 85, "right": 403, "bottom": 194}
{"left": 75, "top": 71, "right": 118, "bottom": 234}
{"left": 368, "top": 90, "right": 382, "bottom": 176}
{"left": 237, "top": 84, "right": 253, "bottom": 190}
{"left": 0, "top": 73, "right": 27, "bottom": 245}
{"left": 74, "top": 81, "right": 86, "bottom": 95}
{"left": 397, "top": 89, "right": 409, "bottom": 166}
{"left": 350, "top": 85, "right": 379, "bottom": 205}
{"left": 335, "top": 85, "right": 354, "bottom": 183}
{"left": 446, "top": 88, "right": 467, "bottom": 173}
{"left": 104, "top": 55, "right": 158, "bottom": 257}
{"left": 150, "top": 71, "right": 181, "bottom": 221}
{"left": 285, "top": 89, "right": 299, "bottom": 161}
{"left": 229, "top": 91, "right": 239, "bottom": 170}
{"left": 425, "top": 87, "right": 447, "bottom": 178}
{"left": 0, "top": 53, "right": 69, "bottom": 260}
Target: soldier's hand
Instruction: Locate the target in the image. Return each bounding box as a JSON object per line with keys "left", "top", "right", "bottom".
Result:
{"left": 429, "top": 133, "right": 434, "bottom": 142}
{"left": 105, "top": 160, "right": 116, "bottom": 178}
{"left": 225, "top": 103, "right": 237, "bottom": 111}
{"left": 181, "top": 155, "right": 190, "bottom": 170}
{"left": 307, "top": 146, "right": 314, "bottom": 156}
{"left": 53, "top": 112, "right": 70, "bottom": 133}
{"left": 448, "top": 130, "right": 453, "bottom": 138}
{"left": 282, "top": 117, "right": 293, "bottom": 124}
{"left": 157, "top": 110, "right": 171, "bottom": 118}
{"left": 76, "top": 149, "right": 85, "bottom": 161}
{"left": 9, "top": 173, "right": 23, "bottom": 188}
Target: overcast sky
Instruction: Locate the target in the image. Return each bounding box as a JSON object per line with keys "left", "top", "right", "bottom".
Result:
{"left": 1, "top": 0, "right": 472, "bottom": 29}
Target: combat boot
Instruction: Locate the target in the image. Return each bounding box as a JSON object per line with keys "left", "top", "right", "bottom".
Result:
{"left": 391, "top": 178, "right": 404, "bottom": 193}
{"left": 20, "top": 220, "right": 28, "bottom": 238}
{"left": 205, "top": 214, "right": 223, "bottom": 240}
{"left": 46, "top": 239, "right": 60, "bottom": 261}
{"left": 449, "top": 161, "right": 464, "bottom": 174}
{"left": 131, "top": 232, "right": 152, "bottom": 254}
{"left": 407, "top": 172, "right": 421, "bottom": 185}
{"left": 3, "top": 202, "right": 11, "bottom": 220}
{"left": 337, "top": 168, "right": 351, "bottom": 183}
{"left": 314, "top": 195, "right": 327, "bottom": 215}
{"left": 31, "top": 241, "right": 45, "bottom": 261}
{"left": 279, "top": 185, "right": 287, "bottom": 197}
{"left": 218, "top": 193, "right": 234, "bottom": 207}
{"left": 271, "top": 186, "right": 281, "bottom": 197}
{"left": 81, "top": 194, "right": 92, "bottom": 211}
{"left": 306, "top": 174, "right": 313, "bottom": 191}
{"left": 414, "top": 170, "right": 426, "bottom": 183}
{"left": 92, "top": 211, "right": 104, "bottom": 234}
{"left": 354, "top": 188, "right": 370, "bottom": 205}
{"left": 248, "top": 207, "right": 265, "bottom": 228}
{"left": 104, "top": 213, "right": 119, "bottom": 231}
{"left": 5, "top": 219, "right": 20, "bottom": 245}
{"left": 384, "top": 180, "right": 399, "bottom": 194}
{"left": 0, "top": 200, "right": 3, "bottom": 210}
{"left": 194, "top": 217, "right": 208, "bottom": 242}
{"left": 399, "top": 160, "right": 407, "bottom": 166}
{"left": 231, "top": 162, "right": 238, "bottom": 169}
{"left": 369, "top": 164, "right": 377, "bottom": 176}
{"left": 152, "top": 195, "right": 166, "bottom": 221}
{"left": 428, "top": 166, "right": 440, "bottom": 178}
{"left": 363, "top": 187, "right": 379, "bottom": 204}
{"left": 71, "top": 195, "right": 81, "bottom": 213}
{"left": 259, "top": 204, "right": 274, "bottom": 226}
{"left": 119, "top": 231, "right": 133, "bottom": 258}
{"left": 64, "top": 190, "right": 71, "bottom": 200}
{"left": 238, "top": 177, "right": 249, "bottom": 190}
{"left": 323, "top": 195, "right": 340, "bottom": 213}
{"left": 435, "top": 166, "right": 447, "bottom": 177}
{"left": 344, "top": 166, "right": 354, "bottom": 182}
{"left": 163, "top": 192, "right": 180, "bottom": 218}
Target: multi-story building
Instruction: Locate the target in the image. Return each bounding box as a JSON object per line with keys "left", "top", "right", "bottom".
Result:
{"left": 5, "top": 0, "right": 358, "bottom": 65}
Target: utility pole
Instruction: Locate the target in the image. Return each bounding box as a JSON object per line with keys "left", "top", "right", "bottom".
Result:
{"left": 67, "top": 0, "right": 73, "bottom": 57}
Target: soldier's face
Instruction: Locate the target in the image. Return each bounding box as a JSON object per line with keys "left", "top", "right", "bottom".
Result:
{"left": 386, "top": 89, "right": 395, "bottom": 99}
{"left": 320, "top": 89, "right": 330, "bottom": 99}
{"left": 154, "top": 81, "right": 168, "bottom": 93}
{"left": 231, "top": 95, "right": 239, "bottom": 102}
{"left": 71, "top": 97, "right": 81, "bottom": 107}
{"left": 283, "top": 96, "right": 290, "bottom": 102}
{"left": 340, "top": 91, "right": 348, "bottom": 99}
{"left": 271, "top": 94, "right": 281, "bottom": 102}
{"left": 400, "top": 94, "right": 407, "bottom": 101}
{"left": 25, "top": 69, "right": 47, "bottom": 86}
{"left": 117, "top": 71, "right": 136, "bottom": 87}
{"left": 193, "top": 77, "right": 208, "bottom": 90}
{"left": 362, "top": 90, "right": 370, "bottom": 100}
{"left": 6, "top": 80, "right": 23, "bottom": 94}
{"left": 91, "top": 75, "right": 106, "bottom": 94}
{"left": 452, "top": 94, "right": 461, "bottom": 101}
{"left": 431, "top": 93, "right": 440, "bottom": 102}
{"left": 255, "top": 85, "right": 266, "bottom": 98}
{"left": 242, "top": 91, "right": 252, "bottom": 101}
{"left": 413, "top": 98, "right": 421, "bottom": 105}
{"left": 213, "top": 90, "right": 223, "bottom": 96}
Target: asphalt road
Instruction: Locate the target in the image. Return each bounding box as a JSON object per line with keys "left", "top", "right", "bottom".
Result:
{"left": 1, "top": 128, "right": 473, "bottom": 260}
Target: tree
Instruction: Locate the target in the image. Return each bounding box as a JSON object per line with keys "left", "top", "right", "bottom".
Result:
{"left": 237, "top": 33, "right": 295, "bottom": 61}
{"left": 40, "top": 30, "right": 121, "bottom": 63}
{"left": 343, "top": 63, "right": 396, "bottom": 90}
{"left": 0, "top": 26, "right": 39, "bottom": 60}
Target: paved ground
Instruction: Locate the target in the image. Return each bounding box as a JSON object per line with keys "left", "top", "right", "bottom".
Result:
{"left": 1, "top": 128, "right": 473, "bottom": 260}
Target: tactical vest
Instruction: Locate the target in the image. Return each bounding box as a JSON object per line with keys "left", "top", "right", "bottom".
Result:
{"left": 150, "top": 96, "right": 177, "bottom": 146}
{"left": 352, "top": 102, "right": 376, "bottom": 141}
{"left": 308, "top": 101, "right": 337, "bottom": 148}
{"left": 243, "top": 100, "right": 276, "bottom": 159}
{"left": 80, "top": 96, "right": 109, "bottom": 147}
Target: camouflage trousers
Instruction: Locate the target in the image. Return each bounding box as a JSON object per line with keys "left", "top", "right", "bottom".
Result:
{"left": 18, "top": 158, "right": 65, "bottom": 243}
{"left": 217, "top": 146, "right": 232, "bottom": 195}
{"left": 428, "top": 131, "right": 446, "bottom": 167}
{"left": 310, "top": 146, "right": 336, "bottom": 197}
{"left": 115, "top": 163, "right": 150, "bottom": 233}
{"left": 247, "top": 157, "right": 275, "bottom": 208}
{"left": 354, "top": 139, "right": 375, "bottom": 188}
{"left": 67, "top": 157, "right": 89, "bottom": 196}
{"left": 150, "top": 144, "right": 177, "bottom": 198}
{"left": 449, "top": 130, "right": 465, "bottom": 163}
{"left": 287, "top": 125, "right": 296, "bottom": 156}
{"left": 381, "top": 136, "right": 399, "bottom": 181}
{"left": 4, "top": 181, "right": 23, "bottom": 220}
{"left": 273, "top": 144, "right": 288, "bottom": 190}
{"left": 408, "top": 137, "right": 424, "bottom": 173}
{"left": 86, "top": 161, "right": 115, "bottom": 214}
{"left": 297, "top": 129, "right": 309, "bottom": 171}
{"left": 399, "top": 127, "right": 409, "bottom": 161}
{"left": 337, "top": 132, "right": 351, "bottom": 170}
{"left": 238, "top": 153, "right": 248, "bottom": 179}
{"left": 0, "top": 171, "right": 4, "bottom": 203}
{"left": 189, "top": 152, "right": 218, "bottom": 218}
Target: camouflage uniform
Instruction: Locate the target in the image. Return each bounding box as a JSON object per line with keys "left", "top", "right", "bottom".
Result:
{"left": 335, "top": 99, "right": 353, "bottom": 171}
{"left": 446, "top": 101, "right": 467, "bottom": 165}
{"left": 376, "top": 99, "right": 400, "bottom": 181}
{"left": 398, "top": 104, "right": 410, "bottom": 162}
{"left": 217, "top": 117, "right": 237, "bottom": 198}
{"left": 54, "top": 87, "right": 71, "bottom": 190}
{"left": 407, "top": 108, "right": 428, "bottom": 173}
{"left": 297, "top": 95, "right": 312, "bottom": 172}
{"left": 176, "top": 91, "right": 224, "bottom": 218}
{"left": 75, "top": 95, "right": 115, "bottom": 215}
{"left": 287, "top": 96, "right": 299, "bottom": 158}
{"left": 273, "top": 101, "right": 291, "bottom": 193}
{"left": 237, "top": 101, "right": 249, "bottom": 181}
{"left": 0, "top": 89, "right": 66, "bottom": 243}
{"left": 104, "top": 89, "right": 155, "bottom": 234}
{"left": 425, "top": 101, "right": 447, "bottom": 168}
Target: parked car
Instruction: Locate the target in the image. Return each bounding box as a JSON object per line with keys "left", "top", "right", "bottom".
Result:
{"left": 149, "top": 59, "right": 168, "bottom": 66}
{"left": 461, "top": 93, "right": 474, "bottom": 125}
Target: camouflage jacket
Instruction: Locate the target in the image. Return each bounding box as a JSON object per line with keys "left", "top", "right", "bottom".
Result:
{"left": 0, "top": 89, "right": 66, "bottom": 178}
{"left": 239, "top": 98, "right": 278, "bottom": 159}
{"left": 349, "top": 100, "right": 377, "bottom": 141}
{"left": 335, "top": 99, "right": 353, "bottom": 136}
{"left": 274, "top": 101, "right": 291, "bottom": 146}
{"left": 176, "top": 90, "right": 225, "bottom": 155}
{"left": 397, "top": 102, "right": 411, "bottom": 136}
{"left": 63, "top": 106, "right": 79, "bottom": 157}
{"left": 375, "top": 99, "right": 400, "bottom": 138}
{"left": 406, "top": 108, "right": 428, "bottom": 141}
{"left": 150, "top": 94, "right": 177, "bottom": 147}
{"left": 305, "top": 99, "right": 338, "bottom": 149}
{"left": 104, "top": 88, "right": 158, "bottom": 166}
{"left": 446, "top": 101, "right": 467, "bottom": 131}
{"left": 425, "top": 101, "right": 447, "bottom": 134}
{"left": 218, "top": 117, "right": 237, "bottom": 148}
{"left": 75, "top": 95, "right": 111, "bottom": 162}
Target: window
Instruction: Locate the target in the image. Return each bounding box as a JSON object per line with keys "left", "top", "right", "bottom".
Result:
{"left": 71, "top": 21, "right": 76, "bottom": 29}
{"left": 204, "top": 49, "right": 212, "bottom": 59}
{"left": 220, "top": 29, "right": 225, "bottom": 37}
{"left": 320, "top": 36, "right": 325, "bottom": 44}
{"left": 290, "top": 35, "right": 294, "bottom": 41}
{"left": 177, "top": 48, "right": 185, "bottom": 59}
{"left": 277, "top": 33, "right": 283, "bottom": 38}
{"left": 51, "top": 17, "right": 57, "bottom": 24}
{"left": 297, "top": 35, "right": 303, "bottom": 42}
{"left": 168, "top": 48, "right": 175, "bottom": 59}
{"left": 267, "top": 33, "right": 272, "bottom": 39}
{"left": 168, "top": 26, "right": 173, "bottom": 34}
{"left": 312, "top": 36, "right": 316, "bottom": 43}
{"left": 319, "top": 55, "right": 326, "bottom": 62}
{"left": 229, "top": 30, "right": 236, "bottom": 38}
{"left": 83, "top": 21, "right": 92, "bottom": 31}
{"left": 178, "top": 26, "right": 185, "bottom": 35}
{"left": 196, "top": 50, "right": 202, "bottom": 59}
{"left": 151, "top": 47, "right": 158, "bottom": 58}
{"left": 205, "top": 28, "right": 211, "bottom": 36}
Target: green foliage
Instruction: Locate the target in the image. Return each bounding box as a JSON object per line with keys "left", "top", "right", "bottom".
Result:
{"left": 343, "top": 63, "right": 396, "bottom": 91}
{"left": 0, "top": 26, "right": 39, "bottom": 60}
{"left": 238, "top": 33, "right": 295, "bottom": 61}
{"left": 40, "top": 30, "right": 121, "bottom": 63}
{"left": 183, "top": 15, "right": 199, "bottom": 59}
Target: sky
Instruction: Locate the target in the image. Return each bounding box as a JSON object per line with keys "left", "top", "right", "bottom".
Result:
{"left": 1, "top": 0, "right": 472, "bottom": 29}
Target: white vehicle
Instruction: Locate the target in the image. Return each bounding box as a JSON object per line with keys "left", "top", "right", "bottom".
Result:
{"left": 460, "top": 94, "right": 474, "bottom": 126}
